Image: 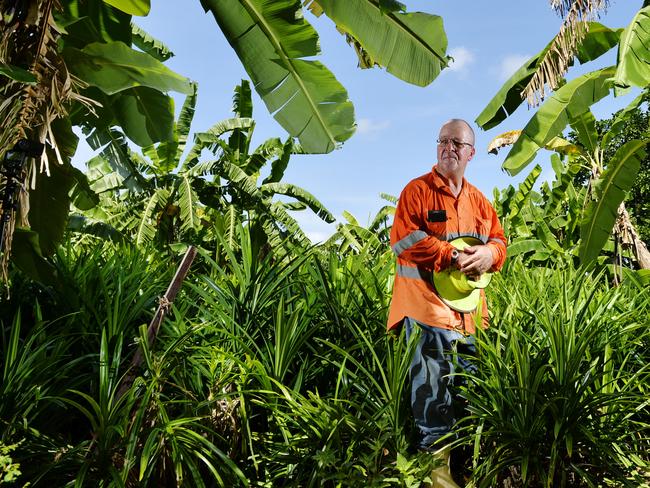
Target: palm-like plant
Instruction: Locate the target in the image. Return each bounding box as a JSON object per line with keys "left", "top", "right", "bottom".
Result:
{"left": 77, "top": 80, "right": 335, "bottom": 254}
{"left": 457, "top": 259, "right": 650, "bottom": 488}
{"left": 488, "top": 98, "right": 650, "bottom": 270}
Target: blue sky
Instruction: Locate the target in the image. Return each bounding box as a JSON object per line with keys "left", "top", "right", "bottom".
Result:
{"left": 77, "top": 1, "right": 642, "bottom": 241}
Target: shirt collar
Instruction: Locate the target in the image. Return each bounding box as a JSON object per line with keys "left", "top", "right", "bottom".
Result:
{"left": 431, "top": 164, "right": 467, "bottom": 197}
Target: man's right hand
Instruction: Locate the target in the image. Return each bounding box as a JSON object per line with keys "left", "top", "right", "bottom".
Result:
{"left": 456, "top": 245, "right": 494, "bottom": 278}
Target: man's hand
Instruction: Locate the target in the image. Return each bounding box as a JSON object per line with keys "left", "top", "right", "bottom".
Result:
{"left": 457, "top": 245, "right": 494, "bottom": 277}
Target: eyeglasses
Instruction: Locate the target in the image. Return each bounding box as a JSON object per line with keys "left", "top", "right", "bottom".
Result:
{"left": 437, "top": 138, "right": 473, "bottom": 150}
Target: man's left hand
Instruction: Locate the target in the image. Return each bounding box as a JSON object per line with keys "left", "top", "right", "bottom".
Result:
{"left": 457, "top": 245, "right": 494, "bottom": 277}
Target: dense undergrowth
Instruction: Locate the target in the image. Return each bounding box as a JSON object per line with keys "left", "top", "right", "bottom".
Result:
{"left": 1, "top": 229, "right": 649, "bottom": 487}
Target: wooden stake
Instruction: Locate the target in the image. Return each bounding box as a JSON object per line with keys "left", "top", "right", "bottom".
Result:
{"left": 117, "top": 246, "right": 198, "bottom": 399}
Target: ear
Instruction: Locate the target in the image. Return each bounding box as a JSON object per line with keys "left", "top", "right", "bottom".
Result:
{"left": 468, "top": 146, "right": 476, "bottom": 161}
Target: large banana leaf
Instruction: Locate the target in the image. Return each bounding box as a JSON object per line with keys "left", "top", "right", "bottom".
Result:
{"left": 502, "top": 67, "right": 614, "bottom": 176}
{"left": 476, "top": 23, "right": 621, "bottom": 130}
{"left": 134, "top": 188, "right": 169, "bottom": 246}
{"left": 316, "top": 0, "right": 449, "bottom": 86}
{"left": 63, "top": 41, "right": 192, "bottom": 95}
{"left": 143, "top": 82, "right": 198, "bottom": 173}
{"left": 201, "top": 0, "right": 355, "bottom": 153}
{"left": 183, "top": 118, "right": 254, "bottom": 169}
{"left": 86, "top": 129, "right": 147, "bottom": 191}
{"left": 579, "top": 139, "right": 647, "bottom": 265}
{"left": 614, "top": 5, "right": 650, "bottom": 92}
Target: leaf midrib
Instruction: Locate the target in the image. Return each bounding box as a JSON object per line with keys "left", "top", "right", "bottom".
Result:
{"left": 366, "top": 0, "right": 448, "bottom": 65}
{"left": 239, "top": 0, "right": 337, "bottom": 149}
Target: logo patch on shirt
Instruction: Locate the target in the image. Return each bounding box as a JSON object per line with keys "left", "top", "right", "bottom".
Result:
{"left": 427, "top": 210, "right": 447, "bottom": 222}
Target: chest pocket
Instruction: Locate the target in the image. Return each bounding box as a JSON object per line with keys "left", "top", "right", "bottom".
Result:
{"left": 426, "top": 209, "right": 447, "bottom": 240}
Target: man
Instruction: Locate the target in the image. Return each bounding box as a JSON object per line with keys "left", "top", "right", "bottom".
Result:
{"left": 387, "top": 119, "right": 507, "bottom": 486}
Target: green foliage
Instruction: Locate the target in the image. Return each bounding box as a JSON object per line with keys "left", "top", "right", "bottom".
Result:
{"left": 614, "top": 5, "right": 650, "bottom": 92}
{"left": 476, "top": 22, "right": 621, "bottom": 131}
{"left": 501, "top": 67, "right": 614, "bottom": 176}
{"left": 201, "top": 0, "right": 355, "bottom": 154}
{"left": 579, "top": 139, "right": 645, "bottom": 264}
{"left": 585, "top": 92, "right": 650, "bottom": 246}
{"left": 458, "top": 260, "right": 650, "bottom": 487}
{"left": 315, "top": 0, "right": 449, "bottom": 86}
{"left": 3, "top": 218, "right": 650, "bottom": 486}
{"left": 74, "top": 81, "right": 335, "bottom": 257}
{"left": 0, "top": 441, "right": 23, "bottom": 484}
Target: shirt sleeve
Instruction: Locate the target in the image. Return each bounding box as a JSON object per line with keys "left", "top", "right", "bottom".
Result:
{"left": 390, "top": 181, "right": 456, "bottom": 272}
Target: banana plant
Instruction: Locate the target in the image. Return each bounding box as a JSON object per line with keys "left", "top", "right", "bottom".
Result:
{"left": 325, "top": 193, "right": 396, "bottom": 254}
{"left": 199, "top": 0, "right": 450, "bottom": 154}
{"left": 0, "top": 0, "right": 191, "bottom": 282}
{"left": 76, "top": 80, "right": 335, "bottom": 253}
{"left": 489, "top": 98, "right": 650, "bottom": 269}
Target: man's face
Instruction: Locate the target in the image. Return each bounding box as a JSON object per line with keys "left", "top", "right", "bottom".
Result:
{"left": 436, "top": 122, "right": 475, "bottom": 179}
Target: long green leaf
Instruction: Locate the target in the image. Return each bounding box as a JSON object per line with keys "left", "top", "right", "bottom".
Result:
{"left": 614, "top": 5, "right": 650, "bottom": 91}
{"left": 201, "top": 0, "right": 355, "bottom": 153}
{"left": 134, "top": 188, "right": 169, "bottom": 245}
{"left": 64, "top": 41, "right": 191, "bottom": 95}
{"left": 317, "top": 0, "right": 449, "bottom": 86}
{"left": 568, "top": 110, "right": 598, "bottom": 153}
{"left": 144, "top": 82, "right": 198, "bottom": 173}
{"left": 579, "top": 139, "right": 647, "bottom": 264}
{"left": 262, "top": 182, "right": 335, "bottom": 222}
{"left": 87, "top": 129, "right": 147, "bottom": 191}
{"left": 507, "top": 239, "right": 546, "bottom": 257}
{"left": 509, "top": 164, "right": 542, "bottom": 221}
{"left": 0, "top": 63, "right": 37, "bottom": 83}
{"left": 177, "top": 174, "right": 199, "bottom": 233}
{"left": 476, "top": 23, "right": 621, "bottom": 130}
{"left": 262, "top": 138, "right": 293, "bottom": 184}
{"left": 131, "top": 22, "right": 173, "bottom": 61}
{"left": 502, "top": 67, "right": 614, "bottom": 176}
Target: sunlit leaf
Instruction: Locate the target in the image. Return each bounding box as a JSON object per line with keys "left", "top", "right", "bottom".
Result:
{"left": 579, "top": 139, "right": 647, "bottom": 265}
{"left": 64, "top": 41, "right": 191, "bottom": 95}
{"left": 102, "top": 0, "right": 150, "bottom": 16}
{"left": 614, "top": 5, "right": 650, "bottom": 92}
{"left": 502, "top": 67, "right": 614, "bottom": 175}
{"left": 317, "top": 0, "right": 449, "bottom": 86}
{"left": 201, "top": 0, "right": 355, "bottom": 153}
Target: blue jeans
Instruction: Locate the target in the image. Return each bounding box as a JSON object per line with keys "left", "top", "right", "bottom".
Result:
{"left": 404, "top": 317, "right": 476, "bottom": 451}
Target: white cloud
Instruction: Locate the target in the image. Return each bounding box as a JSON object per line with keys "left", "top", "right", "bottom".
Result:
{"left": 447, "top": 47, "right": 475, "bottom": 73}
{"left": 356, "top": 118, "right": 391, "bottom": 136}
{"left": 499, "top": 54, "right": 531, "bottom": 80}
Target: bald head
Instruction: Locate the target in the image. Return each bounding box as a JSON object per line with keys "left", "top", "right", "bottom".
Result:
{"left": 440, "top": 119, "right": 475, "bottom": 146}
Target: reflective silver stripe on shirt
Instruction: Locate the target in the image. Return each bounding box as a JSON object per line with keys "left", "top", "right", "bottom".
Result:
{"left": 446, "top": 231, "right": 489, "bottom": 244}
{"left": 392, "top": 230, "right": 428, "bottom": 256}
{"left": 488, "top": 237, "right": 506, "bottom": 246}
{"left": 396, "top": 264, "right": 432, "bottom": 282}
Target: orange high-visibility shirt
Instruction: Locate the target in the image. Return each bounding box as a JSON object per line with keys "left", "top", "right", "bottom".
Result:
{"left": 387, "top": 165, "right": 507, "bottom": 334}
